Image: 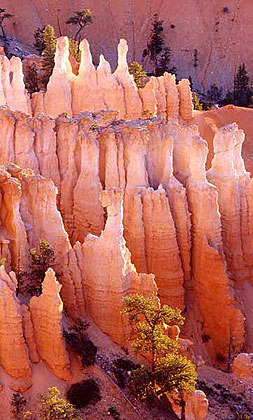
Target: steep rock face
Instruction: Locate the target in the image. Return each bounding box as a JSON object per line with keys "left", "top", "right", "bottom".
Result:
{"left": 185, "top": 132, "right": 244, "bottom": 358}
{"left": 0, "top": 266, "right": 31, "bottom": 379}
{"left": 207, "top": 124, "right": 245, "bottom": 281}
{"left": 141, "top": 187, "right": 184, "bottom": 308}
{"left": 21, "top": 305, "right": 40, "bottom": 363}
{"left": 32, "top": 115, "right": 60, "bottom": 189}
{"left": 97, "top": 54, "right": 125, "bottom": 119}
{"left": 29, "top": 268, "right": 70, "bottom": 380}
{"left": 10, "top": 56, "right": 30, "bottom": 115}
{"left": 0, "top": 167, "right": 28, "bottom": 271}
{"left": 72, "top": 39, "right": 105, "bottom": 116}
{"left": 56, "top": 115, "right": 79, "bottom": 239}
{"left": 73, "top": 133, "right": 105, "bottom": 243}
{"left": 73, "top": 188, "right": 157, "bottom": 345}
{"left": 177, "top": 79, "right": 193, "bottom": 122}
{"left": 114, "top": 39, "right": 143, "bottom": 119}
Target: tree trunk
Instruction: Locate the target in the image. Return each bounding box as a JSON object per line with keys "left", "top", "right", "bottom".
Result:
{"left": 180, "top": 398, "right": 186, "bottom": 420}
{"left": 74, "top": 26, "right": 83, "bottom": 41}
{"left": 0, "top": 24, "right": 5, "bottom": 38}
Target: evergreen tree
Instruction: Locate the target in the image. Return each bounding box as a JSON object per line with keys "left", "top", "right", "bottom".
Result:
{"left": 66, "top": 9, "right": 93, "bottom": 41}
{"left": 33, "top": 26, "right": 46, "bottom": 55}
{"left": 41, "top": 25, "right": 57, "bottom": 87}
{"left": 24, "top": 63, "right": 40, "bottom": 94}
{"left": 233, "top": 63, "right": 251, "bottom": 107}
{"left": 221, "top": 90, "right": 234, "bottom": 106}
{"left": 207, "top": 84, "right": 223, "bottom": 103}
{"left": 143, "top": 13, "right": 176, "bottom": 77}
{"left": 128, "top": 61, "right": 147, "bottom": 88}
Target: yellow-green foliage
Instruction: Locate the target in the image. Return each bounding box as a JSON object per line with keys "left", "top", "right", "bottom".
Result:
{"left": 69, "top": 38, "right": 81, "bottom": 63}
{"left": 192, "top": 91, "right": 203, "bottom": 110}
{"left": 129, "top": 61, "right": 148, "bottom": 89}
{"left": 41, "top": 24, "right": 57, "bottom": 86}
{"left": 39, "top": 387, "right": 82, "bottom": 420}
{"left": 123, "top": 294, "right": 197, "bottom": 400}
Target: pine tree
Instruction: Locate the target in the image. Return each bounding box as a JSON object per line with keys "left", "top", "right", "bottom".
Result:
{"left": 128, "top": 61, "right": 147, "bottom": 88}
{"left": 123, "top": 293, "right": 197, "bottom": 416}
{"left": 66, "top": 9, "right": 93, "bottom": 41}
{"left": 143, "top": 13, "right": 164, "bottom": 65}
{"left": 233, "top": 63, "right": 251, "bottom": 107}
{"left": 143, "top": 13, "right": 176, "bottom": 77}
{"left": 41, "top": 25, "right": 57, "bottom": 87}
{"left": 206, "top": 84, "right": 223, "bottom": 104}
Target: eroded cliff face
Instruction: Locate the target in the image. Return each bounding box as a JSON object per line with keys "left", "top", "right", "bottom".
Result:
{"left": 0, "top": 36, "right": 252, "bottom": 414}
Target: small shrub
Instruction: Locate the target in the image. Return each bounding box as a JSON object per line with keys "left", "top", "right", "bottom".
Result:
{"left": 10, "top": 393, "right": 27, "bottom": 419}
{"left": 142, "top": 109, "right": 153, "bottom": 119}
{"left": 67, "top": 379, "right": 101, "bottom": 408}
{"left": 112, "top": 358, "right": 140, "bottom": 388}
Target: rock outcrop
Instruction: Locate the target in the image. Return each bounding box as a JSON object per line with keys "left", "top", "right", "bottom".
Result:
{"left": 232, "top": 353, "right": 253, "bottom": 380}
{"left": 0, "top": 266, "right": 31, "bottom": 380}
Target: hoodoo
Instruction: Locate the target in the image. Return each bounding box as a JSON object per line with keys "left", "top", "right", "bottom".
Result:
{"left": 0, "top": 23, "right": 251, "bottom": 419}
